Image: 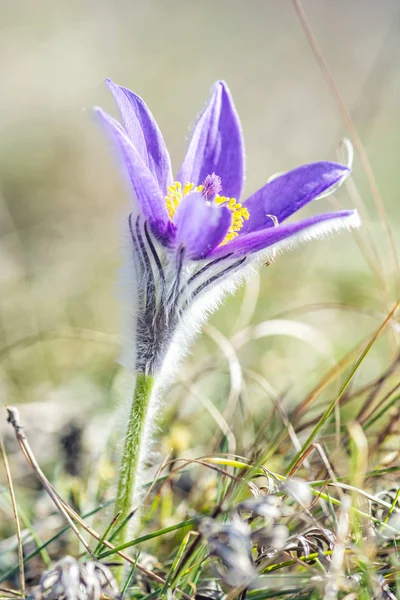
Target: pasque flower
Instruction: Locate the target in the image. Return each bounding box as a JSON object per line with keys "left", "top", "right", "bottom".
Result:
{"left": 95, "top": 80, "right": 359, "bottom": 562}
{"left": 96, "top": 79, "right": 359, "bottom": 376}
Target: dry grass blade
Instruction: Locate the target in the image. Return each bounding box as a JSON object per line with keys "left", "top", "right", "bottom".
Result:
{"left": 294, "top": 337, "right": 365, "bottom": 418}
{"left": 0, "top": 588, "right": 22, "bottom": 598}
{"left": 292, "top": 0, "right": 400, "bottom": 293}
{"left": 338, "top": 150, "right": 386, "bottom": 290}
{"left": 0, "top": 441, "right": 25, "bottom": 598}
{"left": 356, "top": 351, "right": 400, "bottom": 423}
{"left": 310, "top": 442, "right": 344, "bottom": 502}
{"left": 371, "top": 406, "right": 400, "bottom": 455}
{"left": 58, "top": 505, "right": 195, "bottom": 600}
{"left": 4, "top": 406, "right": 195, "bottom": 600}
{"left": 204, "top": 324, "right": 243, "bottom": 434}
{"left": 153, "top": 456, "right": 246, "bottom": 501}
{"left": 180, "top": 380, "right": 236, "bottom": 454}
{"left": 324, "top": 495, "right": 351, "bottom": 600}
{"left": 287, "top": 300, "right": 400, "bottom": 473}
{"left": 245, "top": 369, "right": 305, "bottom": 460}
{"left": 6, "top": 406, "right": 96, "bottom": 560}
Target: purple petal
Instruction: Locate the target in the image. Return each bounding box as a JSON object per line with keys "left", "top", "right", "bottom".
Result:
{"left": 210, "top": 210, "right": 360, "bottom": 259}
{"left": 178, "top": 81, "right": 244, "bottom": 200}
{"left": 106, "top": 78, "right": 173, "bottom": 193}
{"left": 173, "top": 192, "right": 232, "bottom": 260}
{"left": 95, "top": 107, "right": 172, "bottom": 241}
{"left": 241, "top": 162, "right": 350, "bottom": 235}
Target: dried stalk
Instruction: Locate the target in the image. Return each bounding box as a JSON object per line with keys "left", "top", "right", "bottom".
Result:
{"left": 5, "top": 406, "right": 194, "bottom": 600}
{"left": 0, "top": 441, "right": 25, "bottom": 597}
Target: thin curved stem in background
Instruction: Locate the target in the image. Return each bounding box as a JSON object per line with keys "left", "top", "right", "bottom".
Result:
{"left": 293, "top": 0, "right": 400, "bottom": 298}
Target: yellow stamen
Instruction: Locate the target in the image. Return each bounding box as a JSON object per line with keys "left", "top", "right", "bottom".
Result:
{"left": 164, "top": 181, "right": 250, "bottom": 246}
{"left": 215, "top": 195, "right": 250, "bottom": 245}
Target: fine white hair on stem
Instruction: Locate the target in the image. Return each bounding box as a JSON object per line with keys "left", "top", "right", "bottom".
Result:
{"left": 185, "top": 209, "right": 360, "bottom": 318}
{"left": 119, "top": 209, "right": 360, "bottom": 378}
{"left": 118, "top": 211, "right": 143, "bottom": 372}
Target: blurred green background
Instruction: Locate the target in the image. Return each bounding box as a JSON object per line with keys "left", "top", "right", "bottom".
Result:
{"left": 0, "top": 0, "right": 399, "bottom": 478}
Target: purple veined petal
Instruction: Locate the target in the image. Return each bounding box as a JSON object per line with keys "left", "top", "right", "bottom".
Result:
{"left": 209, "top": 210, "right": 360, "bottom": 259}
{"left": 173, "top": 191, "right": 232, "bottom": 260}
{"left": 95, "top": 107, "right": 172, "bottom": 242}
{"left": 178, "top": 81, "right": 244, "bottom": 200}
{"left": 241, "top": 162, "right": 350, "bottom": 235}
{"left": 106, "top": 79, "right": 173, "bottom": 194}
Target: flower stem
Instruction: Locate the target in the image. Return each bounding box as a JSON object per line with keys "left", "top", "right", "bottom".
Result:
{"left": 114, "top": 372, "right": 154, "bottom": 580}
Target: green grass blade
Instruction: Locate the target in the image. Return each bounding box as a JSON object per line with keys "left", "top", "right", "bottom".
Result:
{"left": 286, "top": 302, "right": 399, "bottom": 474}
{"left": 97, "top": 518, "right": 197, "bottom": 560}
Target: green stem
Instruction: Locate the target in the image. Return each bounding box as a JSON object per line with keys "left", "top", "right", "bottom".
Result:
{"left": 114, "top": 372, "right": 154, "bottom": 581}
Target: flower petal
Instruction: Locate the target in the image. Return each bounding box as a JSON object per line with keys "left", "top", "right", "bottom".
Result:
{"left": 241, "top": 162, "right": 350, "bottom": 234}
{"left": 210, "top": 210, "right": 360, "bottom": 259}
{"left": 95, "top": 107, "right": 172, "bottom": 241}
{"left": 106, "top": 78, "right": 173, "bottom": 193}
{"left": 178, "top": 81, "right": 244, "bottom": 200}
{"left": 173, "top": 192, "right": 232, "bottom": 260}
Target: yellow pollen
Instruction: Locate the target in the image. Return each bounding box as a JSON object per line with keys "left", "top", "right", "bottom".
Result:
{"left": 215, "top": 195, "right": 249, "bottom": 245}
{"left": 165, "top": 181, "right": 250, "bottom": 246}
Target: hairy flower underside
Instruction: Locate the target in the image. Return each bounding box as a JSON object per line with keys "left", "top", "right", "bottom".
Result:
{"left": 129, "top": 213, "right": 246, "bottom": 374}
{"left": 165, "top": 179, "right": 250, "bottom": 245}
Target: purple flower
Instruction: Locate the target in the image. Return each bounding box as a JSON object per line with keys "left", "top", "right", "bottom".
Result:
{"left": 95, "top": 80, "right": 360, "bottom": 374}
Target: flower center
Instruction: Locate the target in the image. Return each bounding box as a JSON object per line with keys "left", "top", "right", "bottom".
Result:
{"left": 200, "top": 173, "right": 222, "bottom": 200}
{"left": 165, "top": 176, "right": 250, "bottom": 246}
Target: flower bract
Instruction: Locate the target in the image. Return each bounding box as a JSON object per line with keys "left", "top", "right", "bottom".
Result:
{"left": 95, "top": 80, "right": 360, "bottom": 374}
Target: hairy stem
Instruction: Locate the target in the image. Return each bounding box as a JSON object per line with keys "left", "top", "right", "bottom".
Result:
{"left": 114, "top": 372, "right": 154, "bottom": 581}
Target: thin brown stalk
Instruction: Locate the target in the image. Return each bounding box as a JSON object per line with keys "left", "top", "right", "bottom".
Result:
{"left": 356, "top": 351, "right": 400, "bottom": 422}
{"left": 361, "top": 381, "right": 400, "bottom": 426}
{"left": 155, "top": 456, "right": 244, "bottom": 497}
{"left": 142, "top": 448, "right": 173, "bottom": 508}
{"left": 370, "top": 407, "right": 400, "bottom": 455}
{"left": 287, "top": 443, "right": 315, "bottom": 477}
{"left": 244, "top": 369, "right": 309, "bottom": 467}
{"left": 56, "top": 500, "right": 195, "bottom": 599}
{"left": 295, "top": 378, "right": 400, "bottom": 435}
{"left": 293, "top": 0, "right": 400, "bottom": 293}
{"left": 5, "top": 407, "right": 195, "bottom": 600}
{"left": 0, "top": 589, "right": 22, "bottom": 598}
{"left": 312, "top": 443, "right": 344, "bottom": 502}
{"left": 339, "top": 160, "right": 386, "bottom": 287}
{"left": 293, "top": 337, "right": 366, "bottom": 418}
{"left": 293, "top": 328, "right": 400, "bottom": 427}
{"left": 6, "top": 407, "right": 95, "bottom": 560}
{"left": 58, "top": 501, "right": 195, "bottom": 599}
{"left": 0, "top": 442, "right": 25, "bottom": 598}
